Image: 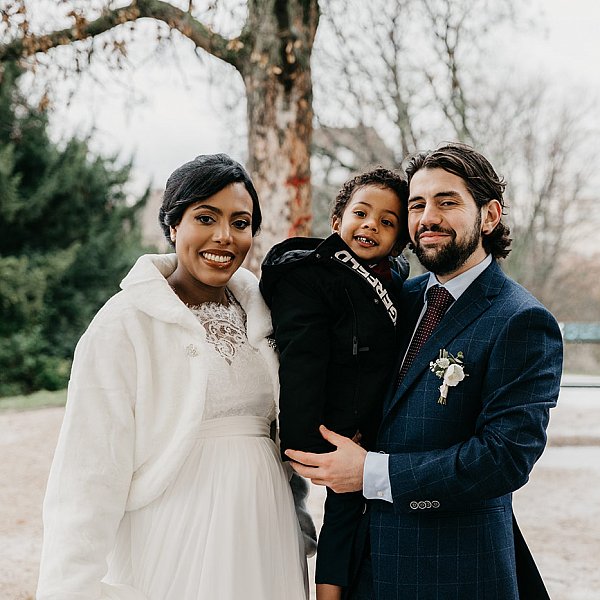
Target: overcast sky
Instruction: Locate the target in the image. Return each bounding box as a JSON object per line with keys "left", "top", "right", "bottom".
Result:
{"left": 42, "top": 0, "right": 600, "bottom": 196}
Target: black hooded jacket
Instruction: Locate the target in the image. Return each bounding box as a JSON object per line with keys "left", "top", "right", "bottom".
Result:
{"left": 260, "top": 233, "right": 408, "bottom": 456}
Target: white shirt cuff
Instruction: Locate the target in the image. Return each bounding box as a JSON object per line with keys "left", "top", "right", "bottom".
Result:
{"left": 363, "top": 451, "right": 393, "bottom": 503}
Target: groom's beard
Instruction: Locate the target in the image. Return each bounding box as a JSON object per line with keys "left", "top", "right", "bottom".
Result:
{"left": 414, "top": 214, "right": 482, "bottom": 276}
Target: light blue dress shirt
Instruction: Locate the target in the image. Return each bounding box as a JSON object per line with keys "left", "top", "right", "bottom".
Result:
{"left": 363, "top": 254, "right": 493, "bottom": 502}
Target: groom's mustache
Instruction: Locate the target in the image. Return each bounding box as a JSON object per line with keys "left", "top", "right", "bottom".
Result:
{"left": 415, "top": 223, "right": 456, "bottom": 241}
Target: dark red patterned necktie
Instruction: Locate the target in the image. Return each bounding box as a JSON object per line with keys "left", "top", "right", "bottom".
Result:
{"left": 397, "top": 285, "right": 454, "bottom": 382}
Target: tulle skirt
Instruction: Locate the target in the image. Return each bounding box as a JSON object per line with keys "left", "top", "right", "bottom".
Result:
{"left": 104, "top": 415, "right": 308, "bottom": 600}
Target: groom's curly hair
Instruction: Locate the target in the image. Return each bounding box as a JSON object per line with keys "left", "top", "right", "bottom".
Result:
{"left": 405, "top": 143, "right": 512, "bottom": 259}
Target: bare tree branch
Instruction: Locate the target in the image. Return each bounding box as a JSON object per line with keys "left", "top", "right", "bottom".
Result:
{"left": 0, "top": 1, "right": 245, "bottom": 70}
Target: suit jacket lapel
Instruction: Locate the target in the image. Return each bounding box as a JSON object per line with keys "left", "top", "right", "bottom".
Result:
{"left": 381, "top": 277, "right": 427, "bottom": 410}
{"left": 383, "top": 261, "right": 506, "bottom": 421}
{"left": 398, "top": 278, "right": 427, "bottom": 353}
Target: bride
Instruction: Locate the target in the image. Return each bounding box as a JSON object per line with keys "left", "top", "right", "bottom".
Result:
{"left": 37, "top": 154, "right": 312, "bottom": 600}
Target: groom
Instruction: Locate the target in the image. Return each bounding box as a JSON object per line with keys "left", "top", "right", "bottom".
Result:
{"left": 287, "top": 143, "right": 563, "bottom": 599}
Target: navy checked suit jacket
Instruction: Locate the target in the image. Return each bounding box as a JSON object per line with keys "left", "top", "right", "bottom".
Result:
{"left": 368, "top": 260, "right": 563, "bottom": 600}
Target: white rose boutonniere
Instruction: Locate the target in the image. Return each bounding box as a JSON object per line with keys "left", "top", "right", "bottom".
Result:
{"left": 429, "top": 349, "right": 468, "bottom": 405}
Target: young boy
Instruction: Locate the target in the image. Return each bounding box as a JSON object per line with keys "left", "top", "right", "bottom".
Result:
{"left": 260, "top": 167, "right": 409, "bottom": 600}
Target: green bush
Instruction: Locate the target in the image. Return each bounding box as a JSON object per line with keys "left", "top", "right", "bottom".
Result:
{"left": 0, "top": 61, "right": 150, "bottom": 395}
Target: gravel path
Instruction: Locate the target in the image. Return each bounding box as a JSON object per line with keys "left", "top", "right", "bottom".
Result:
{"left": 1, "top": 386, "right": 599, "bottom": 600}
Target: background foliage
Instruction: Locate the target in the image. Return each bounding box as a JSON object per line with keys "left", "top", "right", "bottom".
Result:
{"left": 0, "top": 62, "right": 150, "bottom": 395}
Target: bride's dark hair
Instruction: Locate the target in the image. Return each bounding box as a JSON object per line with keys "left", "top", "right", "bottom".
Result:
{"left": 159, "top": 154, "right": 262, "bottom": 246}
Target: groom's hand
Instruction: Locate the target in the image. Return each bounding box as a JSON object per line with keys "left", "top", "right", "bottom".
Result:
{"left": 285, "top": 425, "right": 367, "bottom": 493}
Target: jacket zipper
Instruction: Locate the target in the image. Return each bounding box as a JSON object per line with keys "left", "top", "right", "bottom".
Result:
{"left": 345, "top": 289, "right": 360, "bottom": 417}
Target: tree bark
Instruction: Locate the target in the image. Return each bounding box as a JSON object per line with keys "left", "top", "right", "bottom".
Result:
{"left": 241, "top": 0, "right": 318, "bottom": 269}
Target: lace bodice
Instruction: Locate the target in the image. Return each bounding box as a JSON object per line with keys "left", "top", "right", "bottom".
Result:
{"left": 186, "top": 291, "right": 276, "bottom": 422}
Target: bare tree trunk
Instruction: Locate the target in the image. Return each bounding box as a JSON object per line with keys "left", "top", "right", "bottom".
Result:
{"left": 243, "top": 65, "right": 314, "bottom": 269}
{"left": 239, "top": 0, "right": 318, "bottom": 270}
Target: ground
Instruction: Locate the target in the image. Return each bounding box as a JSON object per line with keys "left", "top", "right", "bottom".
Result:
{"left": 1, "top": 382, "right": 599, "bottom": 600}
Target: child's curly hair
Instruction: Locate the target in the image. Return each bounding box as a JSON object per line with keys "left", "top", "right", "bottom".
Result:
{"left": 331, "top": 167, "right": 409, "bottom": 249}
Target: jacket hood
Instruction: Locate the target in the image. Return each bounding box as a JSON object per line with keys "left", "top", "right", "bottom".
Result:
{"left": 260, "top": 236, "right": 330, "bottom": 306}
{"left": 261, "top": 236, "right": 323, "bottom": 269}
{"left": 260, "top": 234, "right": 409, "bottom": 306}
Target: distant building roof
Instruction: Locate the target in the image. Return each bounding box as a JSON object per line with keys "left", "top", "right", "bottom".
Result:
{"left": 313, "top": 125, "right": 397, "bottom": 170}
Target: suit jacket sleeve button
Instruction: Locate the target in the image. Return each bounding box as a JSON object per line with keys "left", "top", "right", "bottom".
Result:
{"left": 418, "top": 501, "right": 426, "bottom": 509}
{"left": 424, "top": 500, "right": 432, "bottom": 508}
{"left": 410, "top": 501, "right": 418, "bottom": 510}
{"left": 432, "top": 501, "right": 440, "bottom": 508}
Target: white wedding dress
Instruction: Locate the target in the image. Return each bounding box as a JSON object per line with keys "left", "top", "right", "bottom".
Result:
{"left": 104, "top": 293, "right": 308, "bottom": 599}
